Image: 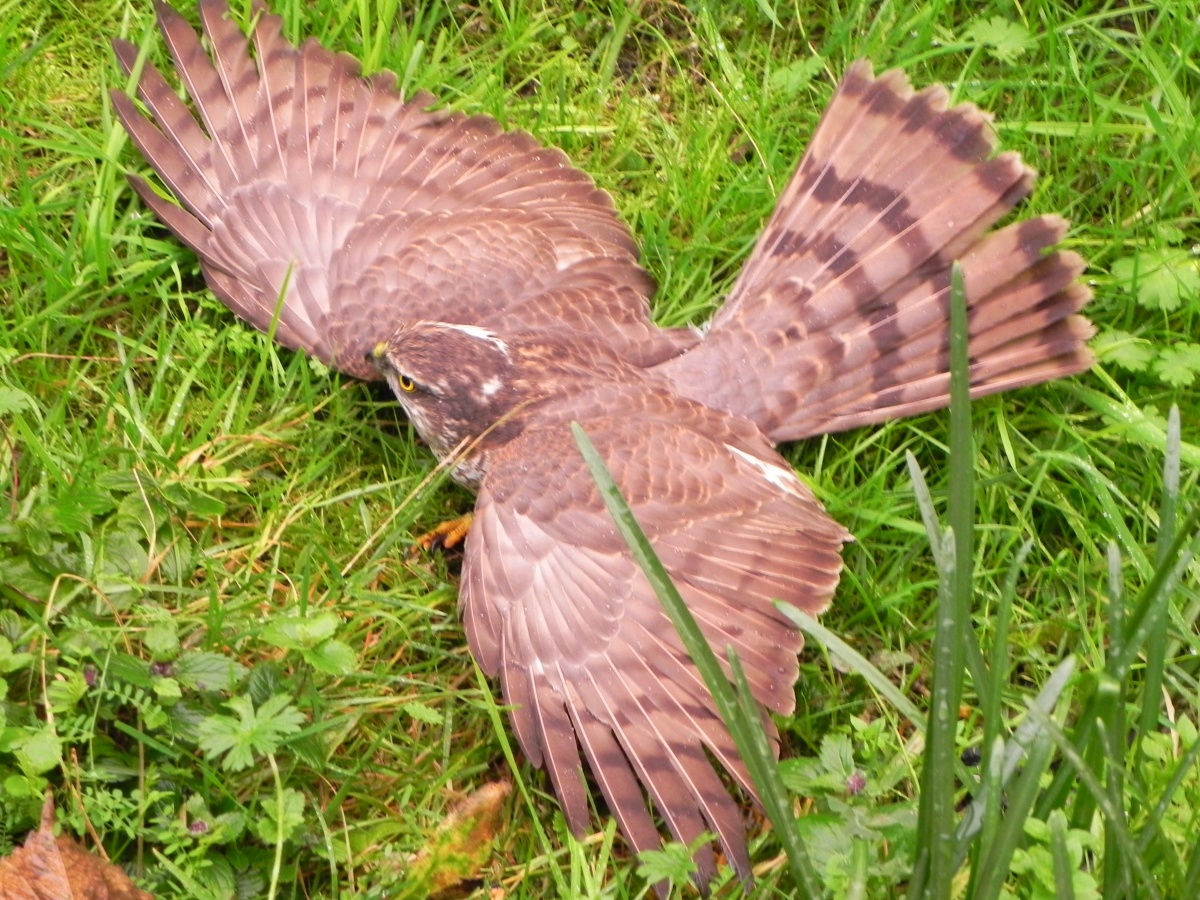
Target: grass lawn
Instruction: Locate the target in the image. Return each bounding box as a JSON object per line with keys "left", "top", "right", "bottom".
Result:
{"left": 2, "top": 0, "right": 1199, "bottom": 897}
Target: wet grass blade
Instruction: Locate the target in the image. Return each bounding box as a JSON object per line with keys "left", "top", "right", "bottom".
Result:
{"left": 782, "top": 608, "right": 925, "bottom": 731}
{"left": 908, "top": 262, "right": 974, "bottom": 899}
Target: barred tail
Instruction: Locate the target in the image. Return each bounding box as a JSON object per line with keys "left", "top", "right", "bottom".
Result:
{"left": 657, "top": 61, "right": 1093, "bottom": 441}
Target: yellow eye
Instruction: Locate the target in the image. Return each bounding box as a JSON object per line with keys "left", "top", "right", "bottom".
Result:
{"left": 398, "top": 375, "right": 417, "bottom": 393}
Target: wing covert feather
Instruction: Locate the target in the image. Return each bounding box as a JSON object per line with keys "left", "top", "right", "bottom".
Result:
{"left": 460, "top": 414, "right": 848, "bottom": 881}
{"left": 113, "top": 0, "right": 691, "bottom": 378}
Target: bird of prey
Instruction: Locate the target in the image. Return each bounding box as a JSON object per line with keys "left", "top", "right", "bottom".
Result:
{"left": 112, "top": 0, "right": 1094, "bottom": 888}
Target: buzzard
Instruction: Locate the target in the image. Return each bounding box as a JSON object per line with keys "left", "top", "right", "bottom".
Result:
{"left": 113, "top": 0, "right": 1093, "bottom": 888}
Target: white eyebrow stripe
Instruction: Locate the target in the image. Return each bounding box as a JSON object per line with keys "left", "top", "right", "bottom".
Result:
{"left": 434, "top": 322, "right": 511, "bottom": 359}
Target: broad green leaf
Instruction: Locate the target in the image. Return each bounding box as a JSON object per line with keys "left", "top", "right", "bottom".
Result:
{"left": 175, "top": 652, "right": 249, "bottom": 692}
{"left": 302, "top": 639, "right": 357, "bottom": 675}
{"left": 0, "top": 386, "right": 36, "bottom": 417}
{"left": 15, "top": 729, "right": 63, "bottom": 775}
{"left": 196, "top": 694, "right": 306, "bottom": 771}
{"left": 1152, "top": 343, "right": 1200, "bottom": 386}
{"left": 1111, "top": 249, "right": 1200, "bottom": 311}
{"left": 770, "top": 55, "right": 824, "bottom": 95}
{"left": 262, "top": 611, "right": 340, "bottom": 649}
{"left": 403, "top": 700, "right": 444, "bottom": 726}
{"left": 0, "top": 636, "right": 35, "bottom": 674}
{"left": 636, "top": 840, "right": 701, "bottom": 891}
{"left": 95, "top": 526, "right": 149, "bottom": 599}
{"left": 107, "top": 652, "right": 154, "bottom": 688}
{"left": 818, "top": 733, "right": 856, "bottom": 779}
{"left": 965, "top": 16, "right": 1031, "bottom": 62}
{"left": 1094, "top": 329, "right": 1155, "bottom": 372}
{"left": 47, "top": 670, "right": 88, "bottom": 712}
{"left": 145, "top": 620, "right": 181, "bottom": 661}
{"left": 152, "top": 676, "right": 183, "bottom": 703}
{"left": 160, "top": 481, "right": 227, "bottom": 517}
{"left": 256, "top": 787, "right": 306, "bottom": 843}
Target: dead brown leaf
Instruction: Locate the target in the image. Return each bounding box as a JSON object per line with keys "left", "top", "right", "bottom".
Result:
{"left": 404, "top": 780, "right": 512, "bottom": 898}
{"left": 0, "top": 795, "right": 154, "bottom": 900}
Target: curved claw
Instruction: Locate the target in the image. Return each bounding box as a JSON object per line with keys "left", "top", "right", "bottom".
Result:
{"left": 416, "top": 514, "right": 474, "bottom": 552}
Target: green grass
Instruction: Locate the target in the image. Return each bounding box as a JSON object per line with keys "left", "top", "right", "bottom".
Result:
{"left": 2, "top": 0, "right": 1199, "bottom": 897}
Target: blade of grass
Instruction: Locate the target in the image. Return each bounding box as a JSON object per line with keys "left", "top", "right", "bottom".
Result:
{"left": 727, "top": 643, "right": 817, "bottom": 879}
{"left": 968, "top": 659, "right": 1075, "bottom": 900}
{"left": 909, "top": 262, "right": 975, "bottom": 899}
{"left": 471, "top": 660, "right": 571, "bottom": 897}
{"left": 1040, "top": 498, "right": 1200, "bottom": 822}
{"left": 1101, "top": 542, "right": 1128, "bottom": 896}
{"left": 946, "top": 262, "right": 990, "bottom": 702}
{"left": 1137, "top": 405, "right": 1179, "bottom": 737}
{"left": 962, "top": 533, "right": 1035, "bottom": 889}
{"left": 1026, "top": 703, "right": 1164, "bottom": 900}
{"left": 1109, "top": 511, "right": 1200, "bottom": 679}
{"left": 1048, "top": 810, "right": 1077, "bottom": 900}
{"left": 1137, "top": 736, "right": 1200, "bottom": 856}
{"left": 957, "top": 656, "right": 1076, "bottom": 838}
{"left": 971, "top": 734, "right": 1005, "bottom": 897}
{"left": 781, "top": 607, "right": 925, "bottom": 730}
{"left": 1184, "top": 822, "right": 1200, "bottom": 897}
{"left": 570, "top": 421, "right": 821, "bottom": 897}
{"left": 972, "top": 726, "right": 1056, "bottom": 900}
{"left": 1096, "top": 717, "right": 1136, "bottom": 899}
{"left": 972, "top": 535, "right": 1032, "bottom": 871}
{"left": 904, "top": 458, "right": 956, "bottom": 900}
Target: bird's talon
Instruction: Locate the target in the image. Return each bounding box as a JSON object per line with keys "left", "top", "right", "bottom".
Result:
{"left": 416, "top": 514, "right": 474, "bottom": 552}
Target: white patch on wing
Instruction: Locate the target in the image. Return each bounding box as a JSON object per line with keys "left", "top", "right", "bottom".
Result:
{"left": 481, "top": 377, "right": 504, "bottom": 397}
{"left": 725, "top": 444, "right": 806, "bottom": 498}
{"left": 436, "top": 322, "right": 511, "bottom": 358}
{"left": 553, "top": 244, "right": 590, "bottom": 270}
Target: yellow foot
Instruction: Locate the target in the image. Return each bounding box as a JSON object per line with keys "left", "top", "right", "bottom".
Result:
{"left": 417, "top": 513, "right": 474, "bottom": 552}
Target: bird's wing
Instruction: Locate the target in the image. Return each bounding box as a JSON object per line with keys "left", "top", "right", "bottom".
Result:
{"left": 112, "top": 0, "right": 691, "bottom": 378}
{"left": 657, "top": 60, "right": 1092, "bottom": 440}
{"left": 460, "top": 407, "right": 848, "bottom": 884}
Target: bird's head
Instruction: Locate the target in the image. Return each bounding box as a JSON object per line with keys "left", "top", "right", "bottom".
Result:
{"left": 368, "top": 322, "right": 535, "bottom": 483}
{"left": 371, "top": 320, "right": 648, "bottom": 487}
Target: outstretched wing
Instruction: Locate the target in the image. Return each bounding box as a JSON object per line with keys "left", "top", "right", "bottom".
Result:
{"left": 460, "top": 405, "right": 848, "bottom": 883}
{"left": 112, "top": 0, "right": 692, "bottom": 378}
{"left": 658, "top": 60, "right": 1092, "bottom": 441}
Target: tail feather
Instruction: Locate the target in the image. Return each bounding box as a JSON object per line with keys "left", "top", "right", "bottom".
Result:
{"left": 658, "top": 61, "right": 1092, "bottom": 440}
{"left": 796, "top": 220, "right": 1088, "bottom": 400}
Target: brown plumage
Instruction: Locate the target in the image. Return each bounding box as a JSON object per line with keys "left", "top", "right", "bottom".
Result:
{"left": 113, "top": 0, "right": 1094, "bottom": 891}
{"left": 658, "top": 65, "right": 1093, "bottom": 441}
{"left": 111, "top": 0, "right": 693, "bottom": 377}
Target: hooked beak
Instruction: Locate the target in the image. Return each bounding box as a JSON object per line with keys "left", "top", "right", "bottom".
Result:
{"left": 366, "top": 342, "right": 389, "bottom": 368}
